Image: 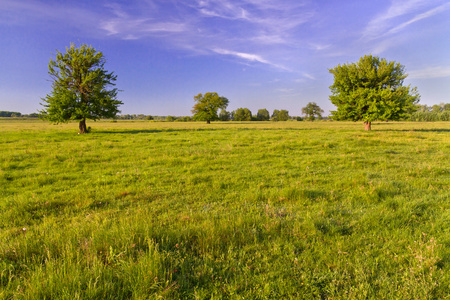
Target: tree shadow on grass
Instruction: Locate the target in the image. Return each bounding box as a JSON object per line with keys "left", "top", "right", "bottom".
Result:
{"left": 94, "top": 127, "right": 314, "bottom": 134}
{"left": 95, "top": 129, "right": 178, "bottom": 134}
{"left": 94, "top": 128, "right": 219, "bottom": 134}
{"left": 377, "top": 128, "right": 450, "bottom": 133}
{"left": 363, "top": 122, "right": 450, "bottom": 132}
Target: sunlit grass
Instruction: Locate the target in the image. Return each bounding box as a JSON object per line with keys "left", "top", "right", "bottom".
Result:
{"left": 1, "top": 119, "right": 449, "bottom": 299}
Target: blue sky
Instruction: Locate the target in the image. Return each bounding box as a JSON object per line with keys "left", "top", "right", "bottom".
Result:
{"left": 1, "top": 0, "right": 449, "bottom": 116}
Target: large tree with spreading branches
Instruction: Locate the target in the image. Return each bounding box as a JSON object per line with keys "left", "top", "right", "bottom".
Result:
{"left": 40, "top": 43, "right": 122, "bottom": 134}
{"left": 191, "top": 92, "right": 229, "bottom": 124}
{"left": 329, "top": 55, "right": 419, "bottom": 130}
{"left": 302, "top": 102, "right": 324, "bottom": 121}
{"left": 256, "top": 109, "right": 270, "bottom": 121}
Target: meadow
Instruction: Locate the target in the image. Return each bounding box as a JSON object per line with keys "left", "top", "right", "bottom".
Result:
{"left": 1, "top": 119, "right": 449, "bottom": 299}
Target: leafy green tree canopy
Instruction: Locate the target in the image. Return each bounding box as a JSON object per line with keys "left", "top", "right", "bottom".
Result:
{"left": 40, "top": 43, "right": 122, "bottom": 134}
{"left": 271, "top": 109, "right": 280, "bottom": 121}
{"left": 219, "top": 109, "right": 231, "bottom": 121}
{"left": 443, "top": 103, "right": 450, "bottom": 111}
{"left": 329, "top": 54, "right": 419, "bottom": 130}
{"left": 234, "top": 108, "right": 252, "bottom": 121}
{"left": 302, "top": 102, "right": 324, "bottom": 121}
{"left": 191, "top": 92, "right": 229, "bottom": 124}
{"left": 0, "top": 111, "right": 22, "bottom": 117}
{"left": 256, "top": 109, "right": 270, "bottom": 121}
{"left": 272, "top": 109, "right": 290, "bottom": 121}
{"left": 431, "top": 104, "right": 442, "bottom": 113}
{"left": 278, "top": 109, "right": 289, "bottom": 121}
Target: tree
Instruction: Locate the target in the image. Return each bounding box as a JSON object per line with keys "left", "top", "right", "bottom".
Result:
{"left": 234, "top": 108, "right": 252, "bottom": 121}
{"left": 431, "top": 104, "right": 442, "bottom": 113}
{"left": 278, "top": 109, "right": 289, "bottom": 121}
{"left": 443, "top": 103, "right": 450, "bottom": 111}
{"left": 302, "top": 102, "right": 324, "bottom": 121}
{"left": 329, "top": 55, "right": 420, "bottom": 130}
{"left": 40, "top": 43, "right": 122, "bottom": 134}
{"left": 0, "top": 111, "right": 21, "bottom": 117}
{"left": 256, "top": 109, "right": 270, "bottom": 121}
{"left": 219, "top": 109, "right": 231, "bottom": 121}
{"left": 178, "top": 116, "right": 192, "bottom": 122}
{"left": 271, "top": 109, "right": 280, "bottom": 121}
{"left": 416, "top": 104, "right": 430, "bottom": 112}
{"left": 191, "top": 92, "right": 229, "bottom": 124}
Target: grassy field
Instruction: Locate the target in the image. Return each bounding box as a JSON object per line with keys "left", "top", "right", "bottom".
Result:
{"left": 1, "top": 119, "right": 449, "bottom": 299}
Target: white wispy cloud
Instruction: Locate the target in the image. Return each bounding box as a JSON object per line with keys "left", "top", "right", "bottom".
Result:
{"left": 251, "top": 34, "right": 287, "bottom": 45}
{"left": 212, "top": 48, "right": 295, "bottom": 71}
{"left": 92, "top": 0, "right": 314, "bottom": 71}
{"left": 308, "top": 43, "right": 332, "bottom": 51}
{"left": 101, "top": 19, "right": 187, "bottom": 37}
{"left": 408, "top": 66, "right": 450, "bottom": 79}
{"left": 385, "top": 2, "right": 450, "bottom": 35}
{"left": 100, "top": 3, "right": 188, "bottom": 39}
{"left": 293, "top": 72, "right": 316, "bottom": 82}
{"left": 362, "top": 0, "right": 450, "bottom": 40}
{"left": 277, "top": 88, "right": 295, "bottom": 93}
{"left": 195, "top": 0, "right": 250, "bottom": 20}
{"left": 212, "top": 48, "right": 269, "bottom": 64}
{"left": 1, "top": 0, "right": 317, "bottom": 72}
{"left": 0, "top": 0, "right": 98, "bottom": 29}
{"left": 302, "top": 73, "right": 316, "bottom": 80}
{"left": 190, "top": 0, "right": 314, "bottom": 45}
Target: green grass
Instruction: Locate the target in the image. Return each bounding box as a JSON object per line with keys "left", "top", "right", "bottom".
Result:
{"left": 1, "top": 119, "right": 449, "bottom": 299}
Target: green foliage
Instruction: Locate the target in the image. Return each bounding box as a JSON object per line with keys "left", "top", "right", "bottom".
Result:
{"left": 302, "top": 102, "right": 324, "bottom": 121}
{"left": 444, "top": 103, "right": 450, "bottom": 111}
{"left": 191, "top": 92, "right": 229, "bottom": 124}
{"left": 256, "top": 109, "right": 270, "bottom": 121}
{"left": 175, "top": 116, "right": 192, "bottom": 122}
{"left": 218, "top": 109, "right": 231, "bottom": 121}
{"left": 411, "top": 103, "right": 450, "bottom": 121}
{"left": 278, "top": 109, "right": 289, "bottom": 121}
{"left": 166, "top": 116, "right": 175, "bottom": 122}
{"left": 40, "top": 43, "right": 122, "bottom": 133}
{"left": 271, "top": 109, "right": 280, "bottom": 121}
{"left": 117, "top": 114, "right": 148, "bottom": 120}
{"left": 329, "top": 55, "right": 420, "bottom": 129}
{"left": 431, "top": 104, "right": 442, "bottom": 113}
{"left": 272, "top": 109, "right": 289, "bottom": 121}
{"left": 0, "top": 111, "right": 22, "bottom": 117}
{"left": 1, "top": 120, "right": 450, "bottom": 298}
{"left": 233, "top": 107, "right": 252, "bottom": 121}
{"left": 411, "top": 111, "right": 450, "bottom": 121}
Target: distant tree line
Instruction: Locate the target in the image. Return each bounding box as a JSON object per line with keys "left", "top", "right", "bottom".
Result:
{"left": 0, "top": 111, "right": 39, "bottom": 118}
{"left": 0, "top": 111, "right": 22, "bottom": 117}
{"left": 410, "top": 103, "right": 450, "bottom": 121}
{"left": 7, "top": 102, "right": 450, "bottom": 123}
{"left": 115, "top": 114, "right": 193, "bottom": 122}
{"left": 216, "top": 108, "right": 292, "bottom": 121}
{"left": 157, "top": 101, "right": 450, "bottom": 123}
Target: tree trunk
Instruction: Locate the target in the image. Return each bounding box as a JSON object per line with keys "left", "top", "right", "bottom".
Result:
{"left": 79, "top": 119, "right": 88, "bottom": 134}
{"left": 364, "top": 121, "right": 372, "bottom": 131}
{"left": 206, "top": 120, "right": 211, "bottom": 124}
